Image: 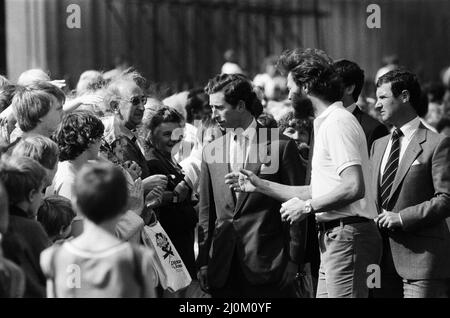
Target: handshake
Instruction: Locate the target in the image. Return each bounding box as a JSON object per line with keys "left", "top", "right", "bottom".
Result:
{"left": 224, "top": 169, "right": 258, "bottom": 193}
{"left": 224, "top": 170, "right": 310, "bottom": 224}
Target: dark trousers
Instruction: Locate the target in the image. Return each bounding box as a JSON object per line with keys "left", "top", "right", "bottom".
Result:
{"left": 210, "top": 250, "right": 296, "bottom": 298}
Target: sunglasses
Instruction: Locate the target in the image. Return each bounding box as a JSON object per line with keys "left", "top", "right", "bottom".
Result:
{"left": 118, "top": 95, "right": 148, "bottom": 106}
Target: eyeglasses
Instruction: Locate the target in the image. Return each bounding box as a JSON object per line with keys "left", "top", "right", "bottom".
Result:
{"left": 118, "top": 95, "right": 147, "bottom": 106}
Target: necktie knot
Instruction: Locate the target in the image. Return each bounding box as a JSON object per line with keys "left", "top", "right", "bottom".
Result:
{"left": 393, "top": 128, "right": 403, "bottom": 139}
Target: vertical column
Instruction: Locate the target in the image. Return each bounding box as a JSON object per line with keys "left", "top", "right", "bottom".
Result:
{"left": 6, "top": 0, "right": 48, "bottom": 81}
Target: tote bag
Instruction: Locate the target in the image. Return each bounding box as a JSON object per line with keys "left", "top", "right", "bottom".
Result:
{"left": 141, "top": 218, "right": 191, "bottom": 292}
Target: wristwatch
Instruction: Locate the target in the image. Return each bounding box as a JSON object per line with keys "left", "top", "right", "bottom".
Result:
{"left": 172, "top": 191, "right": 179, "bottom": 203}
{"left": 304, "top": 199, "right": 314, "bottom": 214}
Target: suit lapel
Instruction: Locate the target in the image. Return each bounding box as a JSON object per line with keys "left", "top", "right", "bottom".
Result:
{"left": 389, "top": 126, "right": 426, "bottom": 200}
{"left": 213, "top": 133, "right": 235, "bottom": 210}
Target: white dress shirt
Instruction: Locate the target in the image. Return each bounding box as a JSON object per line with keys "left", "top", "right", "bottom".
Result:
{"left": 229, "top": 118, "right": 257, "bottom": 172}
{"left": 379, "top": 116, "right": 421, "bottom": 220}
{"left": 380, "top": 116, "right": 421, "bottom": 176}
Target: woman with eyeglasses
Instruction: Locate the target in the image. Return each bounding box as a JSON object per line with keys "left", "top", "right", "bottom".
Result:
{"left": 144, "top": 106, "right": 198, "bottom": 296}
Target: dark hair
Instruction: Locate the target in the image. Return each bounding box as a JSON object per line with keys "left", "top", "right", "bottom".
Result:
{"left": 186, "top": 88, "right": 209, "bottom": 123}
{"left": 278, "top": 111, "right": 313, "bottom": 135}
{"left": 204, "top": 73, "right": 263, "bottom": 117}
{"left": 333, "top": 59, "right": 365, "bottom": 102}
{"left": 37, "top": 195, "right": 75, "bottom": 238}
{"left": 277, "top": 48, "right": 343, "bottom": 103}
{"left": 257, "top": 112, "right": 278, "bottom": 128}
{"left": 74, "top": 162, "right": 128, "bottom": 223}
{"left": 436, "top": 116, "right": 450, "bottom": 133}
{"left": 145, "top": 106, "right": 184, "bottom": 133}
{"left": 12, "top": 82, "right": 66, "bottom": 132}
{"left": 12, "top": 135, "right": 59, "bottom": 170}
{"left": 376, "top": 70, "right": 422, "bottom": 113}
{"left": 52, "top": 110, "right": 104, "bottom": 161}
{"left": 0, "top": 156, "right": 46, "bottom": 205}
{"left": 278, "top": 111, "right": 296, "bottom": 132}
{"left": 0, "top": 84, "right": 16, "bottom": 112}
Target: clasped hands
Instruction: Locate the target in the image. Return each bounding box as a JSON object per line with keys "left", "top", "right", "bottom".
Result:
{"left": 224, "top": 170, "right": 308, "bottom": 224}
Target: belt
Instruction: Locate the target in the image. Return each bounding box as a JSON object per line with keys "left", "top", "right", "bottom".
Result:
{"left": 316, "top": 216, "right": 371, "bottom": 232}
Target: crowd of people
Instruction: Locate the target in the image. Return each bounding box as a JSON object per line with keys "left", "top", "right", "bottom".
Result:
{"left": 0, "top": 46, "right": 449, "bottom": 298}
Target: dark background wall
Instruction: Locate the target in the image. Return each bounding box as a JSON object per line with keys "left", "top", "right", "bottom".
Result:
{"left": 4, "top": 0, "right": 450, "bottom": 94}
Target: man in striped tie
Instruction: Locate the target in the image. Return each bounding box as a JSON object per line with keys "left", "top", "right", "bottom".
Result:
{"left": 372, "top": 70, "right": 450, "bottom": 298}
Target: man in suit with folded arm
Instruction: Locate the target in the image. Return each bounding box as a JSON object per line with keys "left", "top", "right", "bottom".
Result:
{"left": 226, "top": 48, "right": 382, "bottom": 298}
{"left": 197, "top": 73, "right": 307, "bottom": 297}
{"left": 371, "top": 70, "right": 450, "bottom": 298}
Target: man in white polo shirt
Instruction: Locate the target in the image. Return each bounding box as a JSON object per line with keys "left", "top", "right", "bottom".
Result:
{"left": 225, "top": 48, "right": 382, "bottom": 297}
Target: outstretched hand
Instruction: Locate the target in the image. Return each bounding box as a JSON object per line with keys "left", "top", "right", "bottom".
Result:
{"left": 224, "top": 169, "right": 260, "bottom": 193}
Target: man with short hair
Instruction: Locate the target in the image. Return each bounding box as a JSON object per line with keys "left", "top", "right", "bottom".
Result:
{"left": 372, "top": 70, "right": 450, "bottom": 298}
{"left": 103, "top": 73, "right": 149, "bottom": 178}
{"left": 226, "top": 48, "right": 382, "bottom": 298}
{"left": 333, "top": 59, "right": 389, "bottom": 152}
{"left": 198, "top": 73, "right": 307, "bottom": 297}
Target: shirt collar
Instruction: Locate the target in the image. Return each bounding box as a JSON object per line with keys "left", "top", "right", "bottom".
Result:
{"left": 316, "top": 101, "right": 344, "bottom": 120}
{"left": 396, "top": 116, "right": 420, "bottom": 141}
{"left": 346, "top": 103, "right": 358, "bottom": 113}
{"left": 232, "top": 118, "right": 257, "bottom": 140}
{"left": 9, "top": 205, "right": 30, "bottom": 219}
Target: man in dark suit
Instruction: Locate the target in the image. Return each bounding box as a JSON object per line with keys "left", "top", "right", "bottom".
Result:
{"left": 334, "top": 60, "right": 389, "bottom": 152}
{"left": 197, "top": 74, "right": 307, "bottom": 297}
{"left": 372, "top": 70, "right": 450, "bottom": 298}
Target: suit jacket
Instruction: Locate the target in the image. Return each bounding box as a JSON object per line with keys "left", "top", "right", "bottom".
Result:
{"left": 371, "top": 124, "right": 450, "bottom": 279}
{"left": 353, "top": 106, "right": 389, "bottom": 153}
{"left": 146, "top": 148, "right": 197, "bottom": 277}
{"left": 197, "top": 125, "right": 307, "bottom": 288}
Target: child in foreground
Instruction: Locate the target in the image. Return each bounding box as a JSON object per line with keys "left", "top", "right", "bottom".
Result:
{"left": 40, "top": 162, "right": 158, "bottom": 297}
{"left": 37, "top": 195, "right": 75, "bottom": 243}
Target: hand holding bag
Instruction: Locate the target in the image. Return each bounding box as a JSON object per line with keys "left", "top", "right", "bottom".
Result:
{"left": 141, "top": 213, "right": 192, "bottom": 292}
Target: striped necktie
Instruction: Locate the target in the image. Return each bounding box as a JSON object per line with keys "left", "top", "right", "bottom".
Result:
{"left": 380, "top": 128, "right": 403, "bottom": 210}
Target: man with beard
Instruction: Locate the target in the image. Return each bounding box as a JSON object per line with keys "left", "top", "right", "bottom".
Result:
{"left": 226, "top": 48, "right": 382, "bottom": 297}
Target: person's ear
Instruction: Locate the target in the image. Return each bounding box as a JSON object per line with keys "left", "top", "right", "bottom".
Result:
{"left": 401, "top": 90, "right": 410, "bottom": 103}
{"left": 28, "top": 188, "right": 38, "bottom": 203}
{"left": 237, "top": 100, "right": 246, "bottom": 112}
{"left": 345, "top": 84, "right": 356, "bottom": 96}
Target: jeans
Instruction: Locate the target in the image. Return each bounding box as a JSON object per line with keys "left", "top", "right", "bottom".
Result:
{"left": 403, "top": 279, "right": 448, "bottom": 298}
{"left": 316, "top": 220, "right": 382, "bottom": 298}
